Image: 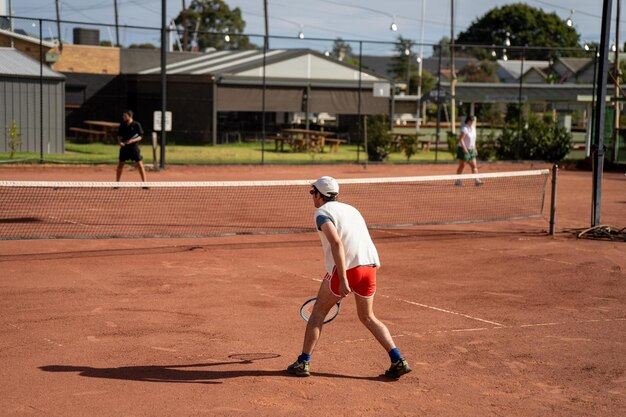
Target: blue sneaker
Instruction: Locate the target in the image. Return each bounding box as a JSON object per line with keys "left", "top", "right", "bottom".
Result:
{"left": 287, "top": 360, "right": 310, "bottom": 377}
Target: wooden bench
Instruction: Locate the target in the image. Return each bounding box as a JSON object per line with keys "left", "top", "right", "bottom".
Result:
{"left": 418, "top": 139, "right": 431, "bottom": 152}
{"left": 325, "top": 138, "right": 346, "bottom": 152}
{"left": 268, "top": 136, "right": 291, "bottom": 152}
{"left": 391, "top": 136, "right": 431, "bottom": 153}
{"left": 69, "top": 127, "right": 106, "bottom": 143}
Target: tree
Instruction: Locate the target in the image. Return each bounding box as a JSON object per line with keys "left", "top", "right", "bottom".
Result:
{"left": 389, "top": 36, "right": 415, "bottom": 84}
{"left": 456, "top": 4, "right": 583, "bottom": 60}
{"left": 331, "top": 38, "right": 352, "bottom": 61}
{"left": 389, "top": 36, "right": 436, "bottom": 96}
{"left": 174, "top": 0, "right": 252, "bottom": 51}
{"left": 432, "top": 36, "right": 450, "bottom": 58}
{"left": 457, "top": 60, "right": 498, "bottom": 82}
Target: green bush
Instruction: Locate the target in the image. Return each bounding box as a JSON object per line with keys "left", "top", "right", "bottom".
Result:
{"left": 6, "top": 120, "right": 22, "bottom": 159}
{"left": 447, "top": 132, "right": 459, "bottom": 158}
{"left": 477, "top": 130, "right": 497, "bottom": 161}
{"left": 494, "top": 115, "right": 572, "bottom": 162}
{"left": 365, "top": 115, "right": 392, "bottom": 162}
{"left": 400, "top": 136, "right": 418, "bottom": 161}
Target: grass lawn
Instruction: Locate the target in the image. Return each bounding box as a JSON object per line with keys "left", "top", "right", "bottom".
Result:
{"left": 1, "top": 129, "right": 609, "bottom": 165}
{"left": 0, "top": 141, "right": 456, "bottom": 165}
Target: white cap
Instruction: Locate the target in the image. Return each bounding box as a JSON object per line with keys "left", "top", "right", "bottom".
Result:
{"left": 311, "top": 176, "right": 339, "bottom": 197}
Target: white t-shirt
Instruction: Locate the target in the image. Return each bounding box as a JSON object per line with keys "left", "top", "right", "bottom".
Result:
{"left": 314, "top": 201, "right": 380, "bottom": 274}
{"left": 458, "top": 124, "right": 476, "bottom": 150}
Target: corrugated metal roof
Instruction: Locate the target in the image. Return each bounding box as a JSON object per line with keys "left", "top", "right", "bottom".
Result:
{"left": 139, "top": 49, "right": 284, "bottom": 75}
{"left": 0, "top": 28, "right": 56, "bottom": 48}
{"left": 137, "top": 49, "right": 388, "bottom": 84}
{"left": 0, "top": 47, "right": 64, "bottom": 79}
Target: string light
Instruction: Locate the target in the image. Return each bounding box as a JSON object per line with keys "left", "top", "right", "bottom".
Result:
{"left": 566, "top": 9, "right": 575, "bottom": 27}
{"left": 390, "top": 16, "right": 398, "bottom": 32}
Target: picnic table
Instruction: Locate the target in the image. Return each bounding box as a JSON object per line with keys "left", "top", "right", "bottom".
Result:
{"left": 84, "top": 120, "right": 120, "bottom": 143}
{"left": 271, "top": 129, "right": 344, "bottom": 153}
{"left": 389, "top": 132, "right": 431, "bottom": 152}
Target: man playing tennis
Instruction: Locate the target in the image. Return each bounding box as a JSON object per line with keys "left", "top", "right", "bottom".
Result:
{"left": 116, "top": 110, "right": 147, "bottom": 182}
{"left": 287, "top": 176, "right": 411, "bottom": 378}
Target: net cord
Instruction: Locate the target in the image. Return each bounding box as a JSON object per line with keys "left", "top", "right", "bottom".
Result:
{"left": 0, "top": 169, "right": 550, "bottom": 188}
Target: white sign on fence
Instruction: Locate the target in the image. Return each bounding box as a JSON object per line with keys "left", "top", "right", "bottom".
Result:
{"left": 153, "top": 111, "right": 172, "bottom": 132}
{"left": 373, "top": 83, "right": 391, "bottom": 98}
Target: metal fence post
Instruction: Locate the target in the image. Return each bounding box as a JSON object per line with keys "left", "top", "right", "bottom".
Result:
{"left": 39, "top": 19, "right": 44, "bottom": 163}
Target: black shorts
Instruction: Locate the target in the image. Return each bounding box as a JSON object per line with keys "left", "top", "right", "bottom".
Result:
{"left": 119, "top": 144, "right": 143, "bottom": 162}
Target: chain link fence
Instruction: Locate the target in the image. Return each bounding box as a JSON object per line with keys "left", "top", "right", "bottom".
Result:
{"left": 1, "top": 15, "right": 623, "bottom": 165}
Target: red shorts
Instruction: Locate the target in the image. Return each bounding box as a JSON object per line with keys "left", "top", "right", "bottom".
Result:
{"left": 325, "top": 265, "right": 377, "bottom": 298}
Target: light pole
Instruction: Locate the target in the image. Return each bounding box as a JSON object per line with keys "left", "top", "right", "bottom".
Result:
{"left": 114, "top": 0, "right": 120, "bottom": 46}
{"left": 450, "top": 0, "right": 456, "bottom": 134}
{"left": 416, "top": 0, "right": 426, "bottom": 131}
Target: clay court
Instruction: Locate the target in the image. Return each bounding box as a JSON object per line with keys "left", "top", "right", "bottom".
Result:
{"left": 0, "top": 163, "right": 624, "bottom": 416}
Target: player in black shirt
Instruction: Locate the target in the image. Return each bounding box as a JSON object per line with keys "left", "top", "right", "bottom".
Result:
{"left": 116, "top": 110, "right": 147, "bottom": 182}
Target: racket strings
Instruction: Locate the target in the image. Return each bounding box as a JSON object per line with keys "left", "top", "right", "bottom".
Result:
{"left": 300, "top": 298, "right": 341, "bottom": 323}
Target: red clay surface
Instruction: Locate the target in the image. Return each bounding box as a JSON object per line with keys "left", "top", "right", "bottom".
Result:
{"left": 0, "top": 163, "right": 624, "bottom": 416}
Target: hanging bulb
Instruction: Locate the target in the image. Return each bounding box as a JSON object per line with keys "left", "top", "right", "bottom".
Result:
{"left": 566, "top": 10, "right": 574, "bottom": 27}
{"left": 390, "top": 16, "right": 398, "bottom": 32}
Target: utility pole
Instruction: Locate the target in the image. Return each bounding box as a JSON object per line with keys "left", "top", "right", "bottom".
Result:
{"left": 182, "top": 0, "right": 188, "bottom": 51}
{"left": 114, "top": 0, "right": 120, "bottom": 46}
{"left": 54, "top": 0, "right": 62, "bottom": 51}
{"left": 613, "top": 0, "right": 622, "bottom": 162}
{"left": 8, "top": 0, "right": 14, "bottom": 47}
{"left": 450, "top": 0, "right": 456, "bottom": 133}
{"left": 263, "top": 0, "right": 269, "bottom": 49}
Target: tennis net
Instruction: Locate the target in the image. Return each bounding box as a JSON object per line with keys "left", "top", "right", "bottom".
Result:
{"left": 0, "top": 169, "right": 550, "bottom": 239}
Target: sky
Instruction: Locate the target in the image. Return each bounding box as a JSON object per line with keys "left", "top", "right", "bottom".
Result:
{"left": 6, "top": 0, "right": 624, "bottom": 56}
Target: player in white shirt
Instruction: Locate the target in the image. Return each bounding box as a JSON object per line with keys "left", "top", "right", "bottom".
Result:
{"left": 287, "top": 176, "right": 411, "bottom": 379}
{"left": 456, "top": 115, "right": 483, "bottom": 186}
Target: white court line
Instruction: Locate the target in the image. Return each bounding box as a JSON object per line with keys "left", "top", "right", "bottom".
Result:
{"left": 313, "top": 278, "right": 504, "bottom": 326}
{"left": 380, "top": 294, "right": 505, "bottom": 327}
{"left": 333, "top": 318, "right": 626, "bottom": 345}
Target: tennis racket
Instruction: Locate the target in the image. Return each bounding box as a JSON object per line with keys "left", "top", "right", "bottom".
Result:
{"left": 299, "top": 297, "right": 341, "bottom": 324}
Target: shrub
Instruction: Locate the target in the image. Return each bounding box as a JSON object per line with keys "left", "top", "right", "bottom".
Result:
{"left": 365, "top": 115, "right": 392, "bottom": 162}
{"left": 477, "top": 130, "right": 497, "bottom": 161}
{"left": 6, "top": 120, "right": 23, "bottom": 159}
{"left": 446, "top": 132, "right": 458, "bottom": 158}
{"left": 400, "top": 136, "right": 418, "bottom": 161}
{"left": 495, "top": 115, "right": 572, "bottom": 162}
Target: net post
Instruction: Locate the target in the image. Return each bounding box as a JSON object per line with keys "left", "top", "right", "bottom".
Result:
{"left": 549, "top": 164, "right": 558, "bottom": 236}
{"left": 152, "top": 132, "right": 158, "bottom": 170}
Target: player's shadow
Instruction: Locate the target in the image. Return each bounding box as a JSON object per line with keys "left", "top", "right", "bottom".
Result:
{"left": 39, "top": 357, "right": 390, "bottom": 384}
